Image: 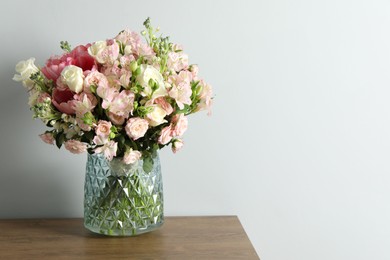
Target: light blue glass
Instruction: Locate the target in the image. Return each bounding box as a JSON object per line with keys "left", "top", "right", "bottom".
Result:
{"left": 84, "top": 153, "right": 164, "bottom": 236}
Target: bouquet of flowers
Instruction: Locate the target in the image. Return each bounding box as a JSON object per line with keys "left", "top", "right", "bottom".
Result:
{"left": 13, "top": 18, "right": 212, "bottom": 171}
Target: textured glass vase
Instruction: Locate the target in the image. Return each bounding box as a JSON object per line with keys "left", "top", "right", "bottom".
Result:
{"left": 84, "top": 153, "right": 164, "bottom": 236}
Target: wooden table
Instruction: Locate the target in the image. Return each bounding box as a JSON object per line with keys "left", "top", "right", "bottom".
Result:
{"left": 0, "top": 216, "right": 259, "bottom": 259}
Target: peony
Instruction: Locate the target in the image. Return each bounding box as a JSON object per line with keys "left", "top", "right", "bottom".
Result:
{"left": 64, "top": 139, "right": 87, "bottom": 154}
{"left": 123, "top": 148, "right": 142, "bottom": 164}
{"left": 39, "top": 133, "right": 55, "bottom": 145}
{"left": 61, "top": 65, "right": 84, "bottom": 93}
{"left": 125, "top": 117, "right": 149, "bottom": 140}
{"left": 41, "top": 45, "right": 94, "bottom": 82}
{"left": 13, "top": 58, "right": 39, "bottom": 88}
{"left": 52, "top": 87, "right": 76, "bottom": 115}
{"left": 136, "top": 64, "right": 167, "bottom": 99}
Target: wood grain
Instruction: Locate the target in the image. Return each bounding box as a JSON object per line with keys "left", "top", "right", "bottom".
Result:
{"left": 0, "top": 216, "right": 259, "bottom": 259}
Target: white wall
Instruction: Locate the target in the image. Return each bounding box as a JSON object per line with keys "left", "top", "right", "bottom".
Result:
{"left": 1, "top": 0, "right": 390, "bottom": 259}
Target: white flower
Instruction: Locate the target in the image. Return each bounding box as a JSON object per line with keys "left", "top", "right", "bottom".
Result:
{"left": 13, "top": 58, "right": 39, "bottom": 88}
{"left": 88, "top": 41, "right": 107, "bottom": 64}
{"left": 61, "top": 65, "right": 84, "bottom": 93}
{"left": 146, "top": 105, "right": 167, "bottom": 127}
{"left": 136, "top": 64, "right": 167, "bottom": 99}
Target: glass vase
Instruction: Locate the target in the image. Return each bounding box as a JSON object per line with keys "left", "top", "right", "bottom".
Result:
{"left": 84, "top": 153, "right": 164, "bottom": 236}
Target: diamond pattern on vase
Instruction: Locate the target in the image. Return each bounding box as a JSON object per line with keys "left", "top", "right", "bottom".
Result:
{"left": 84, "top": 153, "right": 164, "bottom": 236}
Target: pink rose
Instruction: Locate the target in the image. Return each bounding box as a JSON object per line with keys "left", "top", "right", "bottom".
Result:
{"left": 171, "top": 114, "right": 188, "bottom": 137}
{"left": 158, "top": 126, "right": 173, "bottom": 145}
{"left": 52, "top": 87, "right": 76, "bottom": 115}
{"left": 96, "top": 120, "right": 112, "bottom": 138}
{"left": 172, "top": 139, "right": 184, "bottom": 153}
{"left": 64, "top": 140, "right": 87, "bottom": 154}
{"left": 125, "top": 117, "right": 149, "bottom": 140}
{"left": 123, "top": 149, "right": 142, "bottom": 164}
{"left": 39, "top": 133, "right": 54, "bottom": 145}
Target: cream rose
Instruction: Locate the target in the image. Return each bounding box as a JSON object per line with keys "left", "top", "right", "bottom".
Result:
{"left": 13, "top": 58, "right": 39, "bottom": 88}
{"left": 136, "top": 64, "right": 167, "bottom": 99}
{"left": 61, "top": 65, "right": 84, "bottom": 93}
{"left": 88, "top": 41, "right": 107, "bottom": 64}
{"left": 146, "top": 105, "right": 167, "bottom": 127}
{"left": 125, "top": 117, "right": 149, "bottom": 140}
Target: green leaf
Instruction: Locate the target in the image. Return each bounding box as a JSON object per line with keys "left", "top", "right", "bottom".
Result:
{"left": 143, "top": 156, "right": 154, "bottom": 173}
{"left": 55, "top": 132, "right": 65, "bottom": 149}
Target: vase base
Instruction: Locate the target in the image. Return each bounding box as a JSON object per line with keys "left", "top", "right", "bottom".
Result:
{"left": 84, "top": 221, "right": 164, "bottom": 236}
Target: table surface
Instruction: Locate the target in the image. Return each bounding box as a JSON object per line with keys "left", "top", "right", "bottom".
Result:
{"left": 0, "top": 216, "right": 259, "bottom": 259}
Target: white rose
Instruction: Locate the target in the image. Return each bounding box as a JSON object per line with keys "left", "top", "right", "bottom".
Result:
{"left": 61, "top": 65, "right": 84, "bottom": 93}
{"left": 88, "top": 41, "right": 107, "bottom": 64}
{"left": 136, "top": 64, "right": 167, "bottom": 99}
{"left": 146, "top": 105, "right": 167, "bottom": 127}
{"left": 13, "top": 58, "right": 39, "bottom": 88}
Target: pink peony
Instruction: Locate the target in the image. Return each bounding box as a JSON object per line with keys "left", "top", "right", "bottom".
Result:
{"left": 171, "top": 114, "right": 188, "bottom": 137}
{"left": 52, "top": 87, "right": 76, "bottom": 115}
{"left": 123, "top": 149, "right": 142, "bottom": 164}
{"left": 64, "top": 140, "right": 87, "bottom": 154}
{"left": 158, "top": 126, "right": 173, "bottom": 145}
{"left": 125, "top": 117, "right": 149, "bottom": 140}
{"left": 39, "top": 133, "right": 54, "bottom": 145}
{"left": 41, "top": 45, "right": 94, "bottom": 82}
